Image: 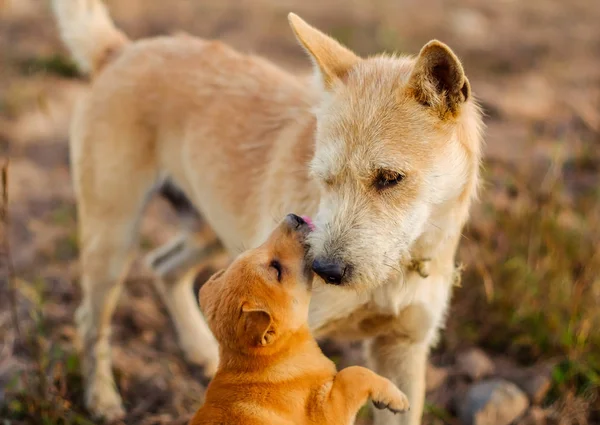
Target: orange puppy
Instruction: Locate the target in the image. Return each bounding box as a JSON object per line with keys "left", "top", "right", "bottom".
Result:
{"left": 190, "top": 214, "right": 409, "bottom": 425}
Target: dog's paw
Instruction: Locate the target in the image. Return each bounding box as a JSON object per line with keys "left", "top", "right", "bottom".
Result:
{"left": 86, "top": 384, "right": 126, "bottom": 422}
{"left": 372, "top": 383, "right": 410, "bottom": 414}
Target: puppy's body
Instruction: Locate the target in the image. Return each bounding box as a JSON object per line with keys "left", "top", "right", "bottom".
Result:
{"left": 52, "top": 1, "right": 484, "bottom": 423}
{"left": 191, "top": 215, "right": 409, "bottom": 425}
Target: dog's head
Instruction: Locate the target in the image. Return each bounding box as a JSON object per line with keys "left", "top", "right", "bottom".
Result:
{"left": 199, "top": 214, "right": 314, "bottom": 353}
{"left": 289, "top": 14, "right": 483, "bottom": 289}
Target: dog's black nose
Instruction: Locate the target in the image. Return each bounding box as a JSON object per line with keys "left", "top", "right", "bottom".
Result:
{"left": 312, "top": 258, "right": 345, "bottom": 285}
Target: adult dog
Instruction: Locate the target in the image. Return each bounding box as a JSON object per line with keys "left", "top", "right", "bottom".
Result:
{"left": 51, "top": 0, "right": 483, "bottom": 423}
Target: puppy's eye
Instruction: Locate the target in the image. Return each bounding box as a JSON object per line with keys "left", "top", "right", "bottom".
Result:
{"left": 270, "top": 260, "right": 282, "bottom": 282}
{"left": 374, "top": 170, "right": 404, "bottom": 190}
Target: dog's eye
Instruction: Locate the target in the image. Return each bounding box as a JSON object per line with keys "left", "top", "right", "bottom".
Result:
{"left": 270, "top": 260, "right": 283, "bottom": 282}
{"left": 374, "top": 170, "right": 404, "bottom": 190}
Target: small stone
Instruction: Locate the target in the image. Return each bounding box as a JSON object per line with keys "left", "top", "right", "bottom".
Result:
{"left": 519, "top": 374, "right": 551, "bottom": 405}
{"left": 58, "top": 324, "right": 76, "bottom": 340}
{"left": 426, "top": 363, "right": 449, "bottom": 392}
{"left": 457, "top": 348, "right": 496, "bottom": 380}
{"left": 460, "top": 379, "right": 529, "bottom": 425}
{"left": 497, "top": 363, "right": 553, "bottom": 405}
{"left": 141, "top": 329, "right": 157, "bottom": 344}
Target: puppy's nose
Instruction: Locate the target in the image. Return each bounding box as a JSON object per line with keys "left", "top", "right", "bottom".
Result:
{"left": 312, "top": 258, "right": 345, "bottom": 285}
{"left": 285, "top": 213, "right": 306, "bottom": 229}
{"left": 284, "top": 213, "right": 314, "bottom": 233}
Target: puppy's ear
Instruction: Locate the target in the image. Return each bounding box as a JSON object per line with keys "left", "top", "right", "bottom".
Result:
{"left": 407, "top": 40, "right": 470, "bottom": 118}
{"left": 199, "top": 269, "right": 226, "bottom": 321}
{"left": 288, "top": 13, "right": 360, "bottom": 91}
{"left": 240, "top": 305, "right": 276, "bottom": 347}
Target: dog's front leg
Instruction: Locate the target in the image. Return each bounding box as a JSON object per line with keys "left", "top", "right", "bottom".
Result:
{"left": 314, "top": 366, "right": 409, "bottom": 425}
{"left": 368, "top": 336, "right": 428, "bottom": 425}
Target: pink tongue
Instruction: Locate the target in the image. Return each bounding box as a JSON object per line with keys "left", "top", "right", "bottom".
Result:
{"left": 301, "top": 215, "right": 315, "bottom": 231}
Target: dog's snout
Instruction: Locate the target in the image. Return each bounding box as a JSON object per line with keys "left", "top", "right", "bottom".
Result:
{"left": 312, "top": 258, "right": 346, "bottom": 285}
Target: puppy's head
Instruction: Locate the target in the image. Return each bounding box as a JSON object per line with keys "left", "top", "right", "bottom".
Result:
{"left": 288, "top": 13, "right": 483, "bottom": 290}
{"left": 199, "top": 214, "right": 314, "bottom": 353}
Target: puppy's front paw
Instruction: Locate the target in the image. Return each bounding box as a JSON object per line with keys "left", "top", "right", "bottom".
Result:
{"left": 372, "top": 382, "right": 410, "bottom": 414}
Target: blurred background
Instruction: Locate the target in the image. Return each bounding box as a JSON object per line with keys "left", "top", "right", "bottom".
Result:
{"left": 0, "top": 0, "right": 598, "bottom": 424}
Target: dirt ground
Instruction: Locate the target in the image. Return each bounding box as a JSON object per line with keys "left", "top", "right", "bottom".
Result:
{"left": 1, "top": 0, "right": 599, "bottom": 424}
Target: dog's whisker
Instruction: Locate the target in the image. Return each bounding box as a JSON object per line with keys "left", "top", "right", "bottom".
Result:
{"left": 383, "top": 262, "right": 402, "bottom": 274}
{"left": 427, "top": 220, "right": 443, "bottom": 231}
{"left": 427, "top": 219, "right": 470, "bottom": 242}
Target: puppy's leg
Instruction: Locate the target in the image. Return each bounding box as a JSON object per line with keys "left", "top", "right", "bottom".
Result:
{"left": 148, "top": 231, "right": 225, "bottom": 375}
{"left": 368, "top": 336, "right": 428, "bottom": 425}
{"left": 317, "top": 366, "right": 409, "bottom": 424}
{"left": 76, "top": 176, "right": 154, "bottom": 420}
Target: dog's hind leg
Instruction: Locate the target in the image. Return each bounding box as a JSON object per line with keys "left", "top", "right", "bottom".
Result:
{"left": 145, "top": 180, "right": 221, "bottom": 277}
{"left": 74, "top": 162, "right": 156, "bottom": 420}
{"left": 145, "top": 180, "right": 223, "bottom": 376}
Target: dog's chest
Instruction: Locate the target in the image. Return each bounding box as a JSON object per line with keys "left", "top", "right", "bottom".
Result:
{"left": 309, "top": 270, "right": 452, "bottom": 343}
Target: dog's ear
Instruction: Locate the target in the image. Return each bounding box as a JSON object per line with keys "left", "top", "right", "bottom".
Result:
{"left": 240, "top": 305, "right": 276, "bottom": 347}
{"left": 288, "top": 13, "right": 360, "bottom": 91}
{"left": 407, "top": 40, "right": 470, "bottom": 118}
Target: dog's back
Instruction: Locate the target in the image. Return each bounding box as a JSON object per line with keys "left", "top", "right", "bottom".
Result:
{"left": 56, "top": 0, "right": 319, "bottom": 251}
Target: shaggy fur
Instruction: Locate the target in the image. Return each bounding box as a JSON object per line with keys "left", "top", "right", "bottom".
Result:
{"left": 51, "top": 1, "right": 484, "bottom": 423}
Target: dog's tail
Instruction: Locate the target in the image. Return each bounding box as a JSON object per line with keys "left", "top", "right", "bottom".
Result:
{"left": 51, "top": 0, "right": 129, "bottom": 76}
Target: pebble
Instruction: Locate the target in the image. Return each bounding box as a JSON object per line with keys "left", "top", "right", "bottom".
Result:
{"left": 459, "top": 379, "right": 529, "bottom": 425}
{"left": 519, "top": 374, "right": 552, "bottom": 405}
{"left": 457, "top": 348, "right": 496, "bottom": 381}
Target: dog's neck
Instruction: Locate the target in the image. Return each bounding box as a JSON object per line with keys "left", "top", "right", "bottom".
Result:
{"left": 216, "top": 325, "right": 334, "bottom": 383}
{"left": 407, "top": 203, "right": 468, "bottom": 278}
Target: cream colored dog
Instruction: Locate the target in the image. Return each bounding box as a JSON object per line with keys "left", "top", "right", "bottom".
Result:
{"left": 51, "top": 0, "right": 483, "bottom": 424}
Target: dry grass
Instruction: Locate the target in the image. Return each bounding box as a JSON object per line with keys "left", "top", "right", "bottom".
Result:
{"left": 451, "top": 149, "right": 600, "bottom": 419}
